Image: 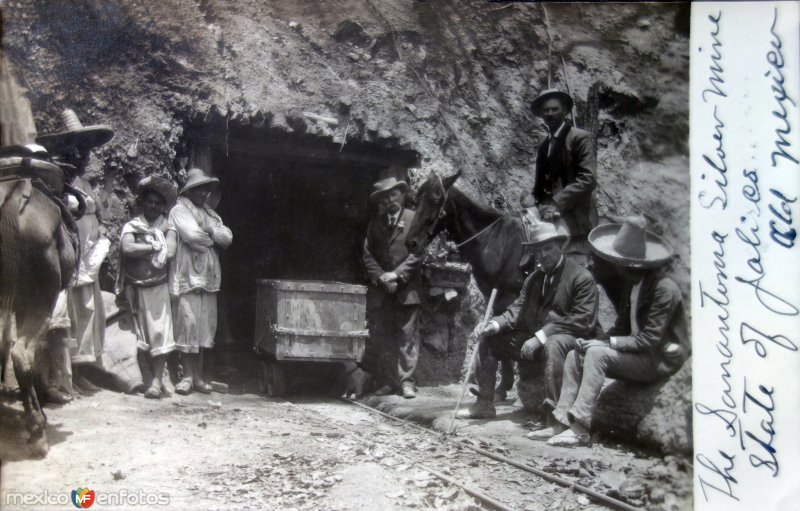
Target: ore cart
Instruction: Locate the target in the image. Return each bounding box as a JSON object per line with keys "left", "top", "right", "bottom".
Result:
{"left": 253, "top": 279, "right": 368, "bottom": 397}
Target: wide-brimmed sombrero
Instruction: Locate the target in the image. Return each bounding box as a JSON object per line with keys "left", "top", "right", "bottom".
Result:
{"left": 589, "top": 216, "right": 673, "bottom": 269}
{"left": 530, "top": 89, "right": 574, "bottom": 115}
{"left": 180, "top": 168, "right": 219, "bottom": 195}
{"left": 35, "top": 109, "right": 114, "bottom": 152}
{"left": 137, "top": 176, "right": 177, "bottom": 207}
{"left": 369, "top": 177, "right": 408, "bottom": 203}
{"left": 522, "top": 221, "right": 569, "bottom": 248}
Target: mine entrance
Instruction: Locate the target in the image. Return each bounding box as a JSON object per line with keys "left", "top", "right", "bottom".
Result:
{"left": 184, "top": 125, "right": 419, "bottom": 346}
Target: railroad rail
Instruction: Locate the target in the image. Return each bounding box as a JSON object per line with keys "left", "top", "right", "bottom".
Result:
{"left": 282, "top": 396, "right": 639, "bottom": 511}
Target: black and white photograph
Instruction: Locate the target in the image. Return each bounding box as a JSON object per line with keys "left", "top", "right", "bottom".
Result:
{"left": 0, "top": 1, "right": 796, "bottom": 510}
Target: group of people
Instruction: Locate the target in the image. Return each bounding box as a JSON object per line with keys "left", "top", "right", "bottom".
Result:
{"left": 34, "top": 87, "right": 688, "bottom": 447}
{"left": 37, "top": 109, "right": 232, "bottom": 402}
{"left": 363, "top": 88, "right": 689, "bottom": 447}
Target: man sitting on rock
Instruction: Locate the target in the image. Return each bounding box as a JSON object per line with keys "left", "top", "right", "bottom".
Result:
{"left": 459, "top": 222, "right": 599, "bottom": 420}
{"left": 529, "top": 216, "right": 689, "bottom": 446}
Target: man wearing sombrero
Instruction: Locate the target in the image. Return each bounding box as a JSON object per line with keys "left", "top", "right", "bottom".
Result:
{"left": 168, "top": 168, "right": 232, "bottom": 395}
{"left": 459, "top": 222, "right": 600, "bottom": 420}
{"left": 37, "top": 109, "right": 115, "bottom": 392}
{"left": 529, "top": 217, "right": 689, "bottom": 446}
{"left": 117, "top": 176, "right": 179, "bottom": 399}
{"left": 530, "top": 89, "right": 598, "bottom": 261}
{"left": 362, "top": 177, "right": 423, "bottom": 398}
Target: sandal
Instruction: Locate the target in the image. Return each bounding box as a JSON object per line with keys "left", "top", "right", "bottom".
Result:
{"left": 144, "top": 385, "right": 162, "bottom": 399}
{"left": 194, "top": 381, "right": 213, "bottom": 394}
{"left": 175, "top": 378, "right": 193, "bottom": 395}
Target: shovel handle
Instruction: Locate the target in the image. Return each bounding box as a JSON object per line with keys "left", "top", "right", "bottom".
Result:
{"left": 447, "top": 288, "right": 498, "bottom": 434}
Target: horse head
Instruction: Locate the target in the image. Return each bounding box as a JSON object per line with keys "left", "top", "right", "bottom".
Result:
{"left": 406, "top": 170, "right": 461, "bottom": 253}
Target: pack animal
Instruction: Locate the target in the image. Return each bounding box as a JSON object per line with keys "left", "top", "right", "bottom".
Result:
{"left": 0, "top": 152, "right": 79, "bottom": 456}
{"left": 405, "top": 171, "right": 536, "bottom": 394}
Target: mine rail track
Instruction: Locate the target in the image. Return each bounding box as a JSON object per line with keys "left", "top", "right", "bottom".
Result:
{"left": 282, "top": 396, "right": 639, "bottom": 511}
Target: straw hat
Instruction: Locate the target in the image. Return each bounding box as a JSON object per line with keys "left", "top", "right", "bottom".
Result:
{"left": 137, "top": 176, "right": 177, "bottom": 207}
{"left": 522, "top": 221, "right": 569, "bottom": 248}
{"left": 180, "top": 168, "right": 219, "bottom": 195}
{"left": 35, "top": 109, "right": 114, "bottom": 151}
{"left": 589, "top": 216, "right": 673, "bottom": 269}
{"left": 369, "top": 177, "right": 408, "bottom": 203}
{"left": 530, "top": 89, "right": 574, "bottom": 116}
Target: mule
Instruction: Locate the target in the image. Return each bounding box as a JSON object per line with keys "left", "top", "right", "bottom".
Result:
{"left": 0, "top": 151, "right": 79, "bottom": 456}
{"left": 405, "top": 171, "right": 538, "bottom": 396}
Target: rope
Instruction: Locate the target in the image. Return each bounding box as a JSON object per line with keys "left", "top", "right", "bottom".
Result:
{"left": 454, "top": 215, "right": 504, "bottom": 249}
{"left": 540, "top": 4, "right": 578, "bottom": 126}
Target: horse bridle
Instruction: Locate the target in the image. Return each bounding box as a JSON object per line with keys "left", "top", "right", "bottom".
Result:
{"left": 424, "top": 172, "right": 450, "bottom": 239}
{"left": 425, "top": 172, "right": 504, "bottom": 250}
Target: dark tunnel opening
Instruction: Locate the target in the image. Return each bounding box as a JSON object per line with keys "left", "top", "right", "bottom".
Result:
{"left": 183, "top": 124, "right": 419, "bottom": 347}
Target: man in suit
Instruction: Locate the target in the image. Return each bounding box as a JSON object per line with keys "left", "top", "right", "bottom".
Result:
{"left": 362, "top": 177, "right": 423, "bottom": 398}
{"left": 530, "top": 216, "right": 690, "bottom": 446}
{"left": 531, "top": 89, "right": 598, "bottom": 260}
{"left": 458, "top": 222, "right": 600, "bottom": 419}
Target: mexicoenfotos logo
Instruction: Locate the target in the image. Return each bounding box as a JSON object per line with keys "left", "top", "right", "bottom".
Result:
{"left": 71, "top": 487, "right": 95, "bottom": 508}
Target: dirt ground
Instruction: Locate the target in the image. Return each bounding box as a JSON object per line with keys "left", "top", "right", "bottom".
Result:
{"left": 0, "top": 376, "right": 692, "bottom": 511}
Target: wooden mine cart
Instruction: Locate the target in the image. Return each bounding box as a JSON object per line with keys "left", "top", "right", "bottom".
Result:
{"left": 253, "top": 279, "right": 368, "bottom": 397}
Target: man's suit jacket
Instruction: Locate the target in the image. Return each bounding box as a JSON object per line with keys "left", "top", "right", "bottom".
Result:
{"left": 607, "top": 272, "right": 690, "bottom": 376}
{"left": 533, "top": 123, "right": 599, "bottom": 239}
{"left": 362, "top": 208, "right": 423, "bottom": 310}
{"left": 492, "top": 257, "right": 599, "bottom": 339}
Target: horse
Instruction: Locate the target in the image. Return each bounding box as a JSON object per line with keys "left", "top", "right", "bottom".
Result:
{"left": 0, "top": 149, "right": 79, "bottom": 456}
{"left": 405, "top": 171, "right": 536, "bottom": 396}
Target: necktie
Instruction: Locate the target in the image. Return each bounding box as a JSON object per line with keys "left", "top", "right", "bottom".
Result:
{"left": 541, "top": 274, "right": 552, "bottom": 298}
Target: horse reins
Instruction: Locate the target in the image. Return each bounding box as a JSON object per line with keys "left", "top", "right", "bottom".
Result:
{"left": 453, "top": 215, "right": 504, "bottom": 249}
{"left": 427, "top": 172, "right": 505, "bottom": 250}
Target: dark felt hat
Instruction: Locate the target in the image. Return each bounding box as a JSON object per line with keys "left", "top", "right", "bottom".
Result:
{"left": 589, "top": 216, "right": 673, "bottom": 269}
{"left": 35, "top": 109, "right": 114, "bottom": 152}
{"left": 530, "top": 89, "right": 574, "bottom": 115}
{"left": 369, "top": 177, "right": 408, "bottom": 203}
{"left": 137, "top": 176, "right": 177, "bottom": 207}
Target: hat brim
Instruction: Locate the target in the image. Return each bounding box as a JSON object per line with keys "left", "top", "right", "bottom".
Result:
{"left": 370, "top": 182, "right": 407, "bottom": 202}
{"left": 530, "top": 91, "right": 574, "bottom": 115}
{"left": 138, "top": 177, "right": 177, "bottom": 207}
{"left": 522, "top": 233, "right": 568, "bottom": 248}
{"left": 180, "top": 176, "right": 220, "bottom": 195}
{"left": 589, "top": 224, "right": 673, "bottom": 269}
{"left": 36, "top": 125, "right": 115, "bottom": 151}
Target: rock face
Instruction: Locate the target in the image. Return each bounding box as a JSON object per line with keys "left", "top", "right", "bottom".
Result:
{"left": 4, "top": 1, "right": 690, "bottom": 451}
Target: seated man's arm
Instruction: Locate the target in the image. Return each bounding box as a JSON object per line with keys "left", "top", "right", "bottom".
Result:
{"left": 492, "top": 274, "right": 534, "bottom": 333}
{"left": 613, "top": 279, "right": 682, "bottom": 353}
{"left": 540, "top": 272, "right": 599, "bottom": 339}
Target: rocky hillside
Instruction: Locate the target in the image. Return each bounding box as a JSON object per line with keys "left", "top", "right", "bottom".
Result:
{"left": 3, "top": 0, "right": 691, "bottom": 452}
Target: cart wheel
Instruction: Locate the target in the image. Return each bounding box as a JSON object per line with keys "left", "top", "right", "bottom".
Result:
{"left": 265, "top": 362, "right": 286, "bottom": 398}
{"left": 257, "top": 360, "right": 270, "bottom": 394}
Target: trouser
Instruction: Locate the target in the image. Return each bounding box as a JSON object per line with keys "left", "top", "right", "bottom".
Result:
{"left": 367, "top": 302, "right": 420, "bottom": 389}
{"left": 475, "top": 330, "right": 577, "bottom": 406}
{"left": 553, "top": 346, "right": 661, "bottom": 429}
{"left": 68, "top": 281, "right": 106, "bottom": 364}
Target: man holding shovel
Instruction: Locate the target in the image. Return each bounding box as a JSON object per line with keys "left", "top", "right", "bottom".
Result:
{"left": 457, "top": 222, "right": 599, "bottom": 421}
